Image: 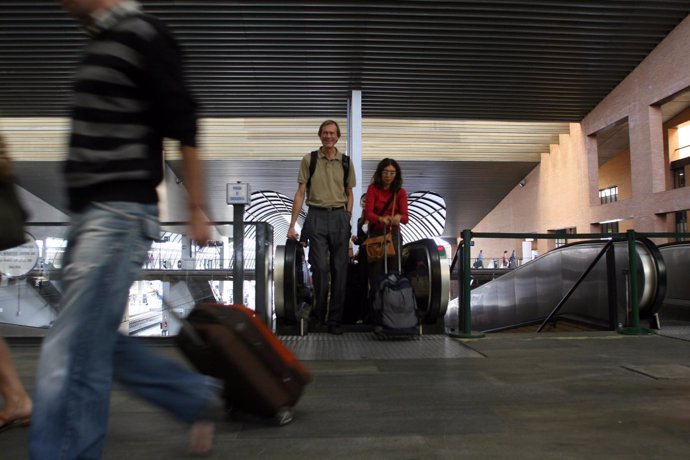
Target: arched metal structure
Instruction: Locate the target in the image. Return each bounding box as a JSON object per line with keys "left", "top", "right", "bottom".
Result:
{"left": 244, "top": 190, "right": 447, "bottom": 247}
{"left": 244, "top": 191, "right": 304, "bottom": 244}
{"left": 404, "top": 191, "right": 446, "bottom": 244}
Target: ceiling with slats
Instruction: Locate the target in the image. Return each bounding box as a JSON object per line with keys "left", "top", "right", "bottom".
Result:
{"left": 1, "top": 1, "right": 689, "bottom": 238}
{"left": 1, "top": 1, "right": 688, "bottom": 120}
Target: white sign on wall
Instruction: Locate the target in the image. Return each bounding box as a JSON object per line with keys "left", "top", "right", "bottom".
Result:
{"left": 226, "top": 182, "right": 252, "bottom": 205}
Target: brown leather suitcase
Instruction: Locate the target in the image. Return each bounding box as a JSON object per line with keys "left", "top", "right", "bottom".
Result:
{"left": 176, "top": 303, "right": 312, "bottom": 423}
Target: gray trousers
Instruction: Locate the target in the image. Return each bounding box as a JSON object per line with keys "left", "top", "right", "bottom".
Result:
{"left": 304, "top": 207, "right": 350, "bottom": 325}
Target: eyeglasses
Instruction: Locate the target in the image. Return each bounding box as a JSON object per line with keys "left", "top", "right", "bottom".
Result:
{"left": 382, "top": 170, "right": 396, "bottom": 176}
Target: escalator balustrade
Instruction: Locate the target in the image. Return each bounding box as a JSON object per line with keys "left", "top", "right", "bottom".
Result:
{"left": 274, "top": 238, "right": 449, "bottom": 334}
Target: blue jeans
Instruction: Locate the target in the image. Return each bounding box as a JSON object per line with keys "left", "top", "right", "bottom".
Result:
{"left": 29, "top": 202, "right": 218, "bottom": 460}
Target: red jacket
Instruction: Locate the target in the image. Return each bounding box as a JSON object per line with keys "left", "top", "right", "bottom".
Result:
{"left": 364, "top": 184, "right": 409, "bottom": 233}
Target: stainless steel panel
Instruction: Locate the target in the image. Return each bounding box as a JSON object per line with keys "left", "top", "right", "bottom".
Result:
{"left": 274, "top": 245, "right": 286, "bottom": 319}
{"left": 447, "top": 240, "right": 664, "bottom": 332}
{"left": 659, "top": 243, "right": 690, "bottom": 306}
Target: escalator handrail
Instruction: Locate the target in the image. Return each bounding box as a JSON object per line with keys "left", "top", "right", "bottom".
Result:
{"left": 635, "top": 237, "right": 666, "bottom": 318}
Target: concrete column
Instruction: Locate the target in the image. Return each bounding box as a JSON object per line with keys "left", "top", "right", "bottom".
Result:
{"left": 646, "top": 105, "right": 667, "bottom": 194}
{"left": 584, "top": 132, "right": 600, "bottom": 208}
{"left": 348, "top": 90, "right": 363, "bottom": 225}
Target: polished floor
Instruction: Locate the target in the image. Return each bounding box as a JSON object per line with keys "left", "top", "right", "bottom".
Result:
{"left": 2, "top": 327, "right": 690, "bottom": 459}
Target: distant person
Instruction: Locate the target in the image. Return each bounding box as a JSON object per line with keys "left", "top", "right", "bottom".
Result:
{"left": 0, "top": 132, "right": 32, "bottom": 434}
{"left": 474, "top": 249, "right": 484, "bottom": 268}
{"left": 502, "top": 250, "right": 509, "bottom": 268}
{"left": 287, "top": 120, "right": 356, "bottom": 335}
{"left": 30, "top": 1, "right": 221, "bottom": 457}
{"left": 364, "top": 158, "right": 409, "bottom": 290}
{"left": 346, "top": 194, "right": 371, "bottom": 324}
{"left": 351, "top": 194, "right": 369, "bottom": 259}
{"left": 509, "top": 250, "right": 517, "bottom": 268}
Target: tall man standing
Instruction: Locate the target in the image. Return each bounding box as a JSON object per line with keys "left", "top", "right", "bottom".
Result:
{"left": 287, "top": 120, "right": 356, "bottom": 335}
{"left": 30, "top": 1, "right": 220, "bottom": 457}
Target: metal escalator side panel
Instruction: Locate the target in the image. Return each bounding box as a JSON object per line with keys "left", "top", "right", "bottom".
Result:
{"left": 465, "top": 242, "right": 614, "bottom": 331}
{"left": 274, "top": 245, "right": 286, "bottom": 320}
{"left": 658, "top": 242, "right": 690, "bottom": 307}
{"left": 436, "top": 247, "right": 450, "bottom": 319}
{"left": 468, "top": 244, "right": 571, "bottom": 331}
{"left": 635, "top": 238, "right": 666, "bottom": 318}
{"left": 284, "top": 239, "right": 301, "bottom": 325}
{"left": 275, "top": 239, "right": 302, "bottom": 324}
{"left": 402, "top": 242, "right": 432, "bottom": 316}
{"left": 461, "top": 239, "right": 665, "bottom": 332}
{"left": 402, "top": 238, "right": 449, "bottom": 324}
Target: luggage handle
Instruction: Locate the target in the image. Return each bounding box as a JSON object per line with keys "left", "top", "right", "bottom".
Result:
{"left": 383, "top": 224, "right": 402, "bottom": 274}
{"left": 160, "top": 296, "right": 206, "bottom": 347}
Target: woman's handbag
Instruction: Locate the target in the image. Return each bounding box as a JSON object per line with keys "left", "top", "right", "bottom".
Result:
{"left": 0, "top": 178, "right": 28, "bottom": 251}
{"left": 363, "top": 232, "right": 395, "bottom": 263}
{"left": 363, "top": 191, "right": 397, "bottom": 263}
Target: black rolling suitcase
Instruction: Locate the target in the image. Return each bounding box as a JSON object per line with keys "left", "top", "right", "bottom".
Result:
{"left": 175, "top": 303, "right": 312, "bottom": 424}
{"left": 372, "top": 226, "right": 420, "bottom": 338}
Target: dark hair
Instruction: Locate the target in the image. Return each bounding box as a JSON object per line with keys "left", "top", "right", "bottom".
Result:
{"left": 318, "top": 120, "right": 341, "bottom": 138}
{"left": 372, "top": 158, "right": 403, "bottom": 192}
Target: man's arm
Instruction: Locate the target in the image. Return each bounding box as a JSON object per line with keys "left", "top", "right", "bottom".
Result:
{"left": 181, "top": 145, "right": 209, "bottom": 244}
{"left": 287, "top": 182, "right": 306, "bottom": 240}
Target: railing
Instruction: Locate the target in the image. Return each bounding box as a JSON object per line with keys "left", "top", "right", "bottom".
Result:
{"left": 0, "top": 220, "right": 274, "bottom": 335}
{"left": 451, "top": 229, "right": 690, "bottom": 338}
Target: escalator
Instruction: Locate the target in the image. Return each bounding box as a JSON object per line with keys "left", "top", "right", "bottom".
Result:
{"left": 446, "top": 239, "right": 666, "bottom": 333}
{"left": 657, "top": 242, "right": 690, "bottom": 325}
{"left": 658, "top": 242, "right": 690, "bottom": 309}
{"left": 274, "top": 238, "right": 450, "bottom": 334}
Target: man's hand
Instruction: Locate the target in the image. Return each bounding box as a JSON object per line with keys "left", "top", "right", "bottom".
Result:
{"left": 287, "top": 227, "right": 299, "bottom": 240}
{"left": 189, "top": 207, "right": 210, "bottom": 246}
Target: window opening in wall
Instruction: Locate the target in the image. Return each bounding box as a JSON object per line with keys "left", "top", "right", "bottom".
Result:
{"left": 676, "top": 210, "right": 688, "bottom": 242}
{"left": 673, "top": 168, "right": 685, "bottom": 188}
{"left": 551, "top": 227, "right": 576, "bottom": 248}
{"left": 600, "top": 221, "right": 619, "bottom": 235}
{"left": 677, "top": 124, "right": 690, "bottom": 160}
{"left": 599, "top": 186, "right": 619, "bottom": 204}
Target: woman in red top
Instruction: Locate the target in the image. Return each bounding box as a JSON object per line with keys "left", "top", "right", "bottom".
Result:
{"left": 364, "top": 158, "right": 409, "bottom": 290}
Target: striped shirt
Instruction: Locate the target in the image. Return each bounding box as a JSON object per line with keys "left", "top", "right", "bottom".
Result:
{"left": 65, "top": 1, "right": 197, "bottom": 211}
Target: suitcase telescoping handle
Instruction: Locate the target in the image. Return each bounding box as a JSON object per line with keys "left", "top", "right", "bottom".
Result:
{"left": 383, "top": 224, "right": 402, "bottom": 274}
{"left": 160, "top": 297, "right": 206, "bottom": 347}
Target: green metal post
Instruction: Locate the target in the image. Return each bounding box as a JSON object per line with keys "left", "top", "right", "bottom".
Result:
{"left": 628, "top": 229, "right": 640, "bottom": 330}
{"left": 462, "top": 229, "right": 472, "bottom": 334}
{"left": 449, "top": 229, "right": 484, "bottom": 339}
{"left": 619, "top": 229, "right": 654, "bottom": 335}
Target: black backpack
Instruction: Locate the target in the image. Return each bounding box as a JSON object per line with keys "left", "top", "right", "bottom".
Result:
{"left": 306, "top": 150, "right": 350, "bottom": 194}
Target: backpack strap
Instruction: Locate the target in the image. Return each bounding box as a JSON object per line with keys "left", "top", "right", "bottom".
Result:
{"left": 306, "top": 150, "right": 351, "bottom": 195}
{"left": 306, "top": 150, "right": 318, "bottom": 194}
{"left": 341, "top": 153, "right": 350, "bottom": 190}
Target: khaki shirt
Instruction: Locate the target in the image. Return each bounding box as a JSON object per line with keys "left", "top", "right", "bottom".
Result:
{"left": 298, "top": 147, "right": 356, "bottom": 208}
